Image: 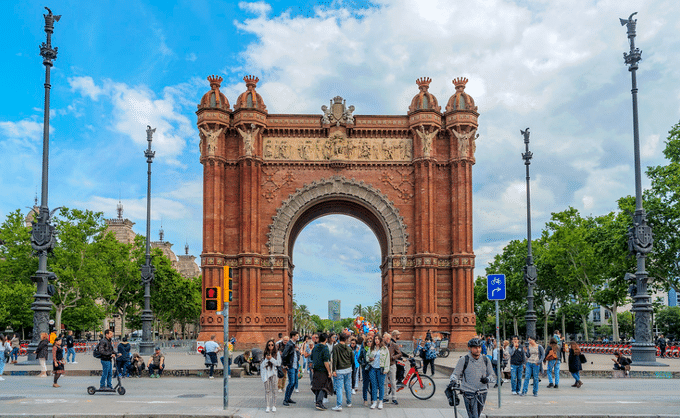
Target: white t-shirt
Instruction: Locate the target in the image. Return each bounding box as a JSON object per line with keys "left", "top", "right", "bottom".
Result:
{"left": 205, "top": 340, "right": 220, "bottom": 353}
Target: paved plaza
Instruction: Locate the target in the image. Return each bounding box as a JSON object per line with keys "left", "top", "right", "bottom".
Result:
{"left": 1, "top": 350, "right": 679, "bottom": 417}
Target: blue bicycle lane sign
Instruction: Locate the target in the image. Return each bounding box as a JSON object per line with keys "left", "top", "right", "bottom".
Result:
{"left": 487, "top": 274, "right": 506, "bottom": 300}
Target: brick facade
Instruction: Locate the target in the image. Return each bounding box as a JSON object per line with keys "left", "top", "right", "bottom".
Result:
{"left": 198, "top": 75, "right": 479, "bottom": 348}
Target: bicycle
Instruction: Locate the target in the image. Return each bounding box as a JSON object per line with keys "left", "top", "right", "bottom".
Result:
{"left": 388, "top": 357, "right": 436, "bottom": 400}
{"left": 445, "top": 383, "right": 486, "bottom": 418}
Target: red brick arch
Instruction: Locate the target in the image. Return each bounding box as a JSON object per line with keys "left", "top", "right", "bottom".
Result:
{"left": 197, "top": 76, "right": 478, "bottom": 348}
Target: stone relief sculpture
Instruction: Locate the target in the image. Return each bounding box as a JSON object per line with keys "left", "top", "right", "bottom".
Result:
{"left": 262, "top": 136, "right": 412, "bottom": 161}
{"left": 321, "top": 105, "right": 331, "bottom": 125}
{"left": 344, "top": 105, "right": 355, "bottom": 124}
{"left": 321, "top": 97, "right": 355, "bottom": 126}
{"left": 237, "top": 123, "right": 260, "bottom": 156}
{"left": 416, "top": 126, "right": 439, "bottom": 157}
{"left": 452, "top": 128, "right": 477, "bottom": 158}
{"left": 199, "top": 126, "right": 224, "bottom": 156}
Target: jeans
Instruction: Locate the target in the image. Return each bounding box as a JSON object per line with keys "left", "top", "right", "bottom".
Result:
{"left": 284, "top": 366, "right": 298, "bottom": 402}
{"left": 10, "top": 347, "right": 19, "bottom": 362}
{"left": 295, "top": 367, "right": 300, "bottom": 390}
{"left": 463, "top": 390, "right": 487, "bottom": 418}
{"left": 510, "top": 364, "right": 523, "bottom": 393}
{"left": 522, "top": 363, "right": 540, "bottom": 395}
{"left": 66, "top": 347, "right": 76, "bottom": 363}
{"left": 547, "top": 360, "right": 560, "bottom": 386}
{"left": 100, "top": 359, "right": 113, "bottom": 388}
{"left": 422, "top": 358, "right": 435, "bottom": 375}
{"left": 116, "top": 357, "right": 130, "bottom": 377}
{"left": 368, "top": 366, "right": 385, "bottom": 402}
{"left": 571, "top": 371, "right": 580, "bottom": 383}
{"left": 149, "top": 363, "right": 164, "bottom": 376}
{"left": 0, "top": 350, "right": 5, "bottom": 375}
{"left": 333, "top": 370, "right": 352, "bottom": 406}
{"left": 362, "top": 367, "right": 372, "bottom": 401}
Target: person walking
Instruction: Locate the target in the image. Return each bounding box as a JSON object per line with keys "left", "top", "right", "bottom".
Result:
{"left": 0, "top": 335, "right": 6, "bottom": 381}
{"left": 204, "top": 334, "right": 221, "bottom": 379}
{"left": 568, "top": 341, "right": 584, "bottom": 388}
{"left": 501, "top": 340, "right": 511, "bottom": 382}
{"left": 10, "top": 334, "right": 20, "bottom": 364}
{"left": 544, "top": 337, "right": 561, "bottom": 389}
{"left": 385, "top": 330, "right": 403, "bottom": 404}
{"left": 276, "top": 335, "right": 289, "bottom": 393}
{"left": 450, "top": 338, "right": 495, "bottom": 418}
{"left": 64, "top": 330, "right": 76, "bottom": 364}
{"left": 359, "top": 332, "right": 373, "bottom": 406}
{"left": 35, "top": 332, "right": 50, "bottom": 377}
{"left": 508, "top": 336, "right": 525, "bottom": 395}
{"left": 311, "top": 333, "right": 332, "bottom": 411}
{"left": 420, "top": 336, "right": 437, "bottom": 376}
{"left": 116, "top": 337, "right": 131, "bottom": 378}
{"left": 282, "top": 331, "right": 300, "bottom": 406}
{"left": 554, "top": 330, "right": 566, "bottom": 362}
{"left": 261, "top": 339, "right": 281, "bottom": 413}
{"left": 657, "top": 334, "right": 667, "bottom": 358}
{"left": 97, "top": 330, "right": 115, "bottom": 390}
{"left": 51, "top": 336, "right": 65, "bottom": 387}
{"left": 351, "top": 337, "right": 361, "bottom": 394}
{"left": 521, "top": 336, "right": 544, "bottom": 397}
{"left": 331, "top": 332, "right": 354, "bottom": 411}
{"left": 367, "top": 333, "right": 389, "bottom": 410}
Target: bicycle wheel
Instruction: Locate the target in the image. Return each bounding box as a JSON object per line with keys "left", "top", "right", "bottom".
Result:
{"left": 409, "top": 373, "right": 436, "bottom": 400}
{"left": 440, "top": 348, "right": 450, "bottom": 358}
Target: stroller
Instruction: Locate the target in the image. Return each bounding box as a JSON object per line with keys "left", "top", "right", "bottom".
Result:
{"left": 87, "top": 358, "right": 126, "bottom": 395}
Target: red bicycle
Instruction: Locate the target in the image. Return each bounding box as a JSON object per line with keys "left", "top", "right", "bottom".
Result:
{"left": 389, "top": 357, "right": 436, "bottom": 400}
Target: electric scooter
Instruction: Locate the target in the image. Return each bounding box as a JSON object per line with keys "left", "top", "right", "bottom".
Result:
{"left": 87, "top": 358, "right": 126, "bottom": 395}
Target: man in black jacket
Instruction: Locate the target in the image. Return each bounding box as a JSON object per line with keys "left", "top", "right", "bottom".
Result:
{"left": 98, "top": 330, "right": 115, "bottom": 390}
{"left": 282, "top": 330, "right": 300, "bottom": 406}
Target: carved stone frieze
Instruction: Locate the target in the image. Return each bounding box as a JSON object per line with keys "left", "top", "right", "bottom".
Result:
{"left": 267, "top": 176, "right": 409, "bottom": 256}
{"left": 263, "top": 135, "right": 412, "bottom": 162}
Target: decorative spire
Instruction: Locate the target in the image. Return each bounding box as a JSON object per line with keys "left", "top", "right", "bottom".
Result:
{"left": 416, "top": 77, "right": 432, "bottom": 91}
{"left": 244, "top": 75, "right": 259, "bottom": 89}
{"left": 453, "top": 77, "right": 468, "bottom": 91}
{"left": 117, "top": 200, "right": 123, "bottom": 219}
{"left": 185, "top": 242, "right": 189, "bottom": 255}
{"left": 159, "top": 219, "right": 164, "bottom": 242}
{"left": 207, "top": 75, "right": 223, "bottom": 89}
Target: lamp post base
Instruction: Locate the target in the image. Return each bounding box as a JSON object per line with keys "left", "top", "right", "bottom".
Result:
{"left": 139, "top": 341, "right": 155, "bottom": 355}
{"left": 631, "top": 344, "right": 668, "bottom": 367}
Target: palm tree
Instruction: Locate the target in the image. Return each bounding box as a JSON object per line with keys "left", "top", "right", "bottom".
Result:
{"left": 353, "top": 304, "right": 365, "bottom": 318}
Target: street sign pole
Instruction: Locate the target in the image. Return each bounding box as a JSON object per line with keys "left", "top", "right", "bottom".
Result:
{"left": 223, "top": 301, "right": 229, "bottom": 410}
{"left": 496, "top": 299, "right": 501, "bottom": 408}
{"left": 487, "top": 274, "right": 506, "bottom": 409}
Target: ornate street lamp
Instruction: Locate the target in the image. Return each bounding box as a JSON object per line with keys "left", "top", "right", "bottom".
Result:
{"left": 27, "top": 7, "right": 61, "bottom": 362}
{"left": 620, "top": 13, "right": 664, "bottom": 366}
{"left": 140, "top": 126, "right": 156, "bottom": 355}
{"left": 521, "top": 128, "right": 538, "bottom": 340}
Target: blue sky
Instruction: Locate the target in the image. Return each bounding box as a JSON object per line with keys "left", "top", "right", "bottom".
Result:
{"left": 1, "top": 1, "right": 679, "bottom": 319}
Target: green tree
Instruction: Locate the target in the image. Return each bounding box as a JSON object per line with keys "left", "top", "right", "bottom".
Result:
{"left": 353, "top": 304, "right": 365, "bottom": 318}
{"left": 655, "top": 306, "right": 680, "bottom": 337}
{"left": 615, "top": 311, "right": 634, "bottom": 339}
{"left": 50, "top": 208, "right": 114, "bottom": 332}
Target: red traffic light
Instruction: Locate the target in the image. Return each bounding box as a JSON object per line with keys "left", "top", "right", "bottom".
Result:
{"left": 206, "top": 287, "right": 218, "bottom": 299}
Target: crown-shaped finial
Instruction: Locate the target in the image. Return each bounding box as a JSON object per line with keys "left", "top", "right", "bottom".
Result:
{"left": 416, "top": 77, "right": 432, "bottom": 90}
{"left": 453, "top": 77, "right": 468, "bottom": 90}
{"left": 208, "top": 75, "right": 223, "bottom": 88}
{"left": 333, "top": 96, "right": 344, "bottom": 104}
{"left": 244, "top": 75, "right": 259, "bottom": 88}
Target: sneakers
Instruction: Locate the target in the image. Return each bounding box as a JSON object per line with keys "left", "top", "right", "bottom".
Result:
{"left": 287, "top": 400, "right": 296, "bottom": 404}
{"left": 392, "top": 400, "right": 398, "bottom": 405}
{"left": 295, "top": 389, "right": 300, "bottom": 393}
{"left": 282, "top": 401, "right": 290, "bottom": 406}
{"left": 370, "top": 402, "right": 377, "bottom": 409}
{"left": 272, "top": 406, "right": 276, "bottom": 412}
{"left": 209, "top": 376, "right": 214, "bottom": 379}
{"left": 351, "top": 389, "right": 356, "bottom": 394}
{"left": 266, "top": 407, "right": 271, "bottom": 413}
{"left": 533, "top": 393, "right": 538, "bottom": 397}
{"left": 316, "top": 404, "right": 325, "bottom": 411}
{"left": 331, "top": 405, "right": 342, "bottom": 411}
{"left": 554, "top": 385, "right": 559, "bottom": 389}
{"left": 72, "top": 361, "right": 78, "bottom": 364}
{"left": 378, "top": 401, "right": 383, "bottom": 410}
{"left": 511, "top": 391, "right": 517, "bottom": 395}
{"left": 278, "top": 388, "right": 283, "bottom": 393}
{"left": 346, "top": 403, "right": 352, "bottom": 407}
{"left": 547, "top": 383, "right": 554, "bottom": 388}
{"left": 519, "top": 392, "right": 526, "bottom": 396}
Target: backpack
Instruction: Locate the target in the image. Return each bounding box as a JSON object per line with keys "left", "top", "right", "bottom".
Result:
{"left": 425, "top": 342, "right": 437, "bottom": 360}
{"left": 93, "top": 342, "right": 102, "bottom": 359}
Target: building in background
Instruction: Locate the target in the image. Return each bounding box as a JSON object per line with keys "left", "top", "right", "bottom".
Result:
{"left": 328, "top": 300, "right": 341, "bottom": 322}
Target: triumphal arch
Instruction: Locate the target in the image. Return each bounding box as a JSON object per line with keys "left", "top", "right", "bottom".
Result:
{"left": 197, "top": 75, "right": 479, "bottom": 348}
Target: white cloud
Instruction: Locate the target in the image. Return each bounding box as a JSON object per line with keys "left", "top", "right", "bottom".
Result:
{"left": 186, "top": 52, "right": 197, "bottom": 62}
{"left": 76, "top": 196, "right": 190, "bottom": 222}
{"left": 69, "top": 76, "right": 196, "bottom": 165}
{"left": 239, "top": 1, "right": 272, "bottom": 16}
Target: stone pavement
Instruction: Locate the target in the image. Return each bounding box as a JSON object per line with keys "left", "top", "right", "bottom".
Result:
{"left": 0, "top": 368, "right": 678, "bottom": 417}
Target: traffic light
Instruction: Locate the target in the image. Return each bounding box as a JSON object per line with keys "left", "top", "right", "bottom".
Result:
{"left": 205, "top": 286, "right": 221, "bottom": 311}
{"left": 224, "top": 266, "right": 233, "bottom": 303}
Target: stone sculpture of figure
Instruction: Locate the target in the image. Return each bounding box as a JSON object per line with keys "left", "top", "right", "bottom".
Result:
{"left": 321, "top": 105, "right": 331, "bottom": 125}
{"left": 416, "top": 126, "right": 438, "bottom": 157}
{"left": 452, "top": 128, "right": 477, "bottom": 158}
{"left": 236, "top": 123, "right": 260, "bottom": 157}
{"left": 199, "top": 126, "right": 224, "bottom": 156}
{"left": 344, "top": 105, "right": 355, "bottom": 124}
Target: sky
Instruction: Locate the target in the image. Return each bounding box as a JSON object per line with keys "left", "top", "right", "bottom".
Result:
{"left": 1, "top": 1, "right": 679, "bottom": 319}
